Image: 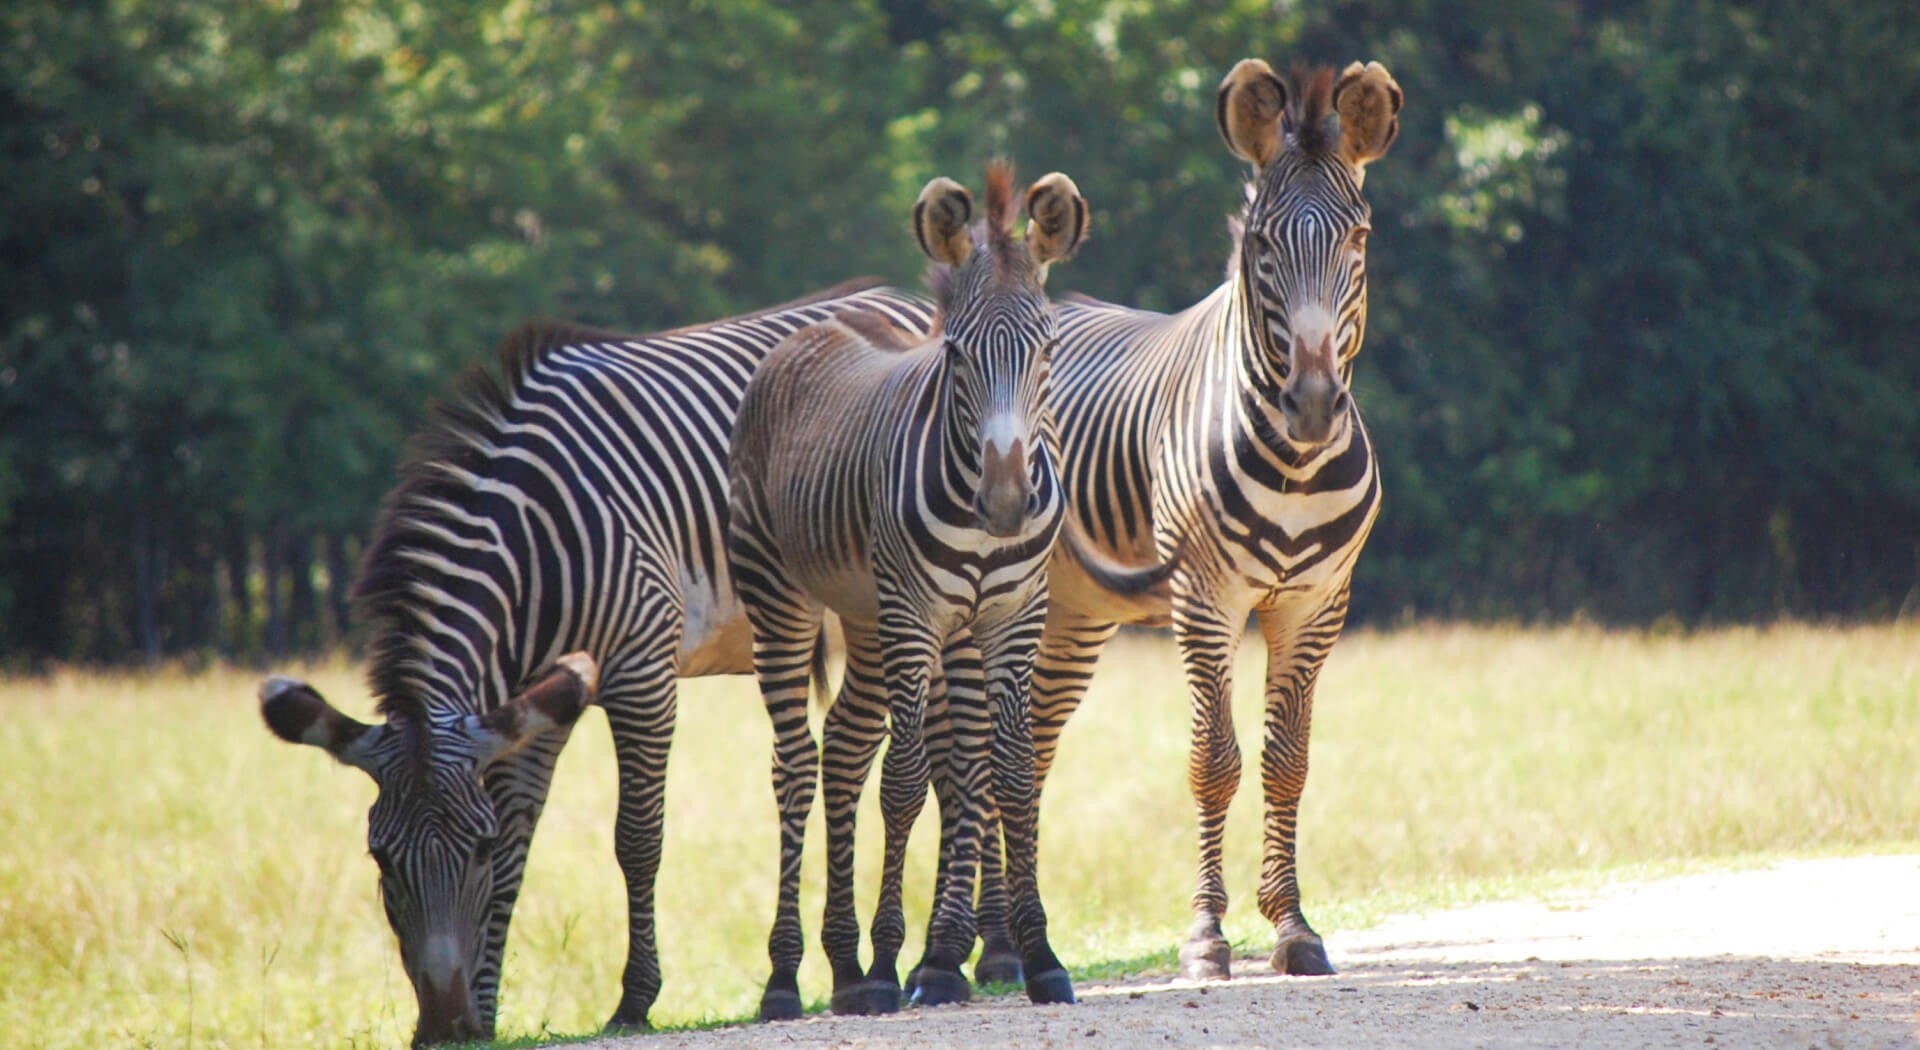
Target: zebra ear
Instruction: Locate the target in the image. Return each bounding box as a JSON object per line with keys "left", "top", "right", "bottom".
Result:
{"left": 259, "top": 676, "right": 386, "bottom": 775}
{"left": 474, "top": 652, "right": 598, "bottom": 763}
{"left": 1217, "top": 58, "right": 1288, "bottom": 170}
{"left": 1024, "top": 172, "right": 1088, "bottom": 269}
{"left": 1333, "top": 61, "right": 1403, "bottom": 172}
{"left": 914, "top": 177, "right": 974, "bottom": 266}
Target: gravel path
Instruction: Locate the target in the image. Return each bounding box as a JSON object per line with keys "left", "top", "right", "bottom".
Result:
{"left": 591, "top": 855, "right": 1920, "bottom": 1049}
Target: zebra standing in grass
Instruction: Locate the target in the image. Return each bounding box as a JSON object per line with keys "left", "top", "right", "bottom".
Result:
{"left": 728, "top": 165, "right": 1171, "bottom": 1018}
{"left": 256, "top": 283, "right": 933, "bottom": 1045}
{"left": 926, "top": 59, "right": 1405, "bottom": 987}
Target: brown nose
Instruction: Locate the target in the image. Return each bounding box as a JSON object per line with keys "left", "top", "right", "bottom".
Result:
{"left": 974, "top": 435, "right": 1038, "bottom": 537}
{"left": 412, "top": 966, "right": 484, "bottom": 1047}
{"left": 1278, "top": 332, "right": 1350, "bottom": 446}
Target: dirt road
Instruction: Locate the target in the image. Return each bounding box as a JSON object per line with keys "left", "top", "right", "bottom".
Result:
{"left": 591, "top": 855, "right": 1920, "bottom": 1049}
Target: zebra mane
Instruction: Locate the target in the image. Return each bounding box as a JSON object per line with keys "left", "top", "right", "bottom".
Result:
{"left": 1288, "top": 66, "right": 1339, "bottom": 157}
{"left": 353, "top": 319, "right": 610, "bottom": 722}
{"left": 355, "top": 278, "right": 893, "bottom": 720}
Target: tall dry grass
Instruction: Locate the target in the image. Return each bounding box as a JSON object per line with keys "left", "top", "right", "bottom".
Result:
{"left": 1, "top": 623, "right": 1914, "bottom": 1047}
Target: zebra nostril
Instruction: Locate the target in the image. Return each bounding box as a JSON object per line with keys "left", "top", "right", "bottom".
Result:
{"left": 1279, "top": 389, "right": 1300, "bottom": 416}
{"left": 1331, "top": 389, "right": 1350, "bottom": 415}
{"left": 1025, "top": 490, "right": 1043, "bottom": 518}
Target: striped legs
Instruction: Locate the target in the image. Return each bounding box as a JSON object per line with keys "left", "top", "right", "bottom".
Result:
{"left": 970, "top": 612, "right": 1117, "bottom": 984}
{"left": 977, "top": 593, "right": 1075, "bottom": 1004}
{"left": 816, "top": 624, "right": 893, "bottom": 1013}
{"left": 601, "top": 656, "right": 682, "bottom": 1029}
{"left": 473, "top": 727, "right": 572, "bottom": 1039}
{"left": 898, "top": 635, "right": 990, "bottom": 1005}
{"left": 1253, "top": 591, "right": 1350, "bottom": 976}
{"left": 1174, "top": 599, "right": 1247, "bottom": 981}
{"left": 739, "top": 576, "right": 824, "bottom": 1021}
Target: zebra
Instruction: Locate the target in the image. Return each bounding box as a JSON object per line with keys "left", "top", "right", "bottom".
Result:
{"left": 727, "top": 164, "right": 1173, "bottom": 1019}
{"left": 255, "top": 281, "right": 935, "bottom": 1045}
{"left": 916, "top": 59, "right": 1406, "bottom": 988}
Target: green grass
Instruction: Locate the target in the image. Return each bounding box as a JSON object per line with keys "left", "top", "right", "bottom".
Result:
{"left": 2, "top": 623, "right": 1915, "bottom": 1048}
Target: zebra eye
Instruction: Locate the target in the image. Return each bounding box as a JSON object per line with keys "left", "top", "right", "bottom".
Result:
{"left": 471, "top": 835, "right": 497, "bottom": 865}
{"left": 1350, "top": 226, "right": 1371, "bottom": 250}
{"left": 369, "top": 846, "right": 393, "bottom": 873}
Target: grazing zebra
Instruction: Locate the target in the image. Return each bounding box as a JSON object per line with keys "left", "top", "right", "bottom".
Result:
{"left": 728, "top": 164, "right": 1170, "bottom": 1018}
{"left": 256, "top": 282, "right": 933, "bottom": 1045}
{"left": 933, "top": 59, "right": 1405, "bottom": 986}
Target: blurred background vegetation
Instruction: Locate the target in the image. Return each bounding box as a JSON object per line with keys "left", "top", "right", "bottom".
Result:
{"left": 3, "top": 0, "right": 1916, "bottom": 664}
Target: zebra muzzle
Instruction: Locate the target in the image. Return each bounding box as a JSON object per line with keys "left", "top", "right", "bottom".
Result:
{"left": 975, "top": 436, "right": 1036, "bottom": 538}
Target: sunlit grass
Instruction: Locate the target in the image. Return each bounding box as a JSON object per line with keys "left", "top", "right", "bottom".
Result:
{"left": 1, "top": 623, "right": 1915, "bottom": 1047}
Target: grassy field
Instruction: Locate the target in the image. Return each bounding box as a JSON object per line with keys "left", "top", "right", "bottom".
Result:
{"left": 2, "top": 623, "right": 1915, "bottom": 1048}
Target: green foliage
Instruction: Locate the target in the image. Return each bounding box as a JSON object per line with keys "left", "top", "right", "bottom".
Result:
{"left": 2, "top": 0, "right": 1917, "bottom": 661}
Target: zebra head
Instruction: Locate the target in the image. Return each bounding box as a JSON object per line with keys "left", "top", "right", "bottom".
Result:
{"left": 1217, "top": 59, "right": 1402, "bottom": 447}
{"left": 914, "top": 163, "right": 1089, "bottom": 537}
{"left": 257, "top": 653, "right": 597, "bottom": 1046}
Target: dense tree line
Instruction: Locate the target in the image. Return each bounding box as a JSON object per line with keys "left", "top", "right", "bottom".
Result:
{"left": 2, "top": 0, "right": 1915, "bottom": 664}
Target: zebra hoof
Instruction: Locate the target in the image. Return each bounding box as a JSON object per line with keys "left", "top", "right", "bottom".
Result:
{"left": 863, "top": 978, "right": 904, "bottom": 1015}
{"left": 1024, "top": 967, "right": 1076, "bottom": 1005}
{"left": 911, "top": 966, "right": 972, "bottom": 1007}
{"left": 829, "top": 983, "right": 872, "bottom": 1016}
{"left": 758, "top": 989, "right": 803, "bottom": 1022}
{"left": 972, "top": 944, "right": 1025, "bottom": 986}
{"left": 1179, "top": 935, "right": 1233, "bottom": 981}
{"left": 1272, "top": 934, "right": 1335, "bottom": 976}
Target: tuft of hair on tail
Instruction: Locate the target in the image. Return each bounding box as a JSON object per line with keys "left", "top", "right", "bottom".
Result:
{"left": 809, "top": 630, "right": 832, "bottom": 711}
{"left": 1058, "top": 514, "right": 1184, "bottom": 599}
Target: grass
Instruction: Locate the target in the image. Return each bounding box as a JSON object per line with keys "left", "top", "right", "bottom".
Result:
{"left": 1, "top": 622, "right": 1915, "bottom": 1047}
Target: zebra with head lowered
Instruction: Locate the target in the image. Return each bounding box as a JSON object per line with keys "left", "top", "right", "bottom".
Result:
{"left": 728, "top": 164, "right": 1172, "bottom": 1018}
{"left": 256, "top": 283, "right": 933, "bottom": 1045}
{"left": 944, "top": 59, "right": 1405, "bottom": 985}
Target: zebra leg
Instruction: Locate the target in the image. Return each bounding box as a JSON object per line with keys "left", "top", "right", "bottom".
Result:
{"left": 1253, "top": 593, "right": 1349, "bottom": 977}
{"left": 863, "top": 615, "right": 941, "bottom": 1014}
{"left": 905, "top": 633, "right": 988, "bottom": 1007}
{"left": 819, "top": 625, "right": 890, "bottom": 1014}
{"left": 1174, "top": 601, "right": 1247, "bottom": 981}
{"left": 977, "top": 598, "right": 1073, "bottom": 1005}
{"left": 974, "top": 612, "right": 1119, "bottom": 985}
{"left": 601, "top": 657, "right": 681, "bottom": 1030}
{"left": 739, "top": 581, "right": 824, "bottom": 1021}
{"left": 474, "top": 723, "right": 573, "bottom": 1038}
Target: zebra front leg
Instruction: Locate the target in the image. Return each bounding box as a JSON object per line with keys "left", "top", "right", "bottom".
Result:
{"left": 818, "top": 625, "right": 890, "bottom": 1014}
{"left": 978, "top": 602, "right": 1073, "bottom": 1005}
{"left": 1174, "top": 601, "right": 1247, "bottom": 981}
{"left": 601, "top": 661, "right": 680, "bottom": 1030}
{"left": 905, "top": 633, "right": 989, "bottom": 1006}
{"left": 475, "top": 725, "right": 573, "bottom": 1039}
{"left": 974, "top": 613, "right": 1120, "bottom": 986}
{"left": 743, "top": 594, "right": 824, "bottom": 1021}
{"left": 862, "top": 617, "right": 940, "bottom": 1014}
{"left": 1253, "top": 595, "right": 1349, "bottom": 977}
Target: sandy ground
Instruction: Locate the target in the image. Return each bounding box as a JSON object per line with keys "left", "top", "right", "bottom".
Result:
{"left": 591, "top": 855, "right": 1920, "bottom": 1049}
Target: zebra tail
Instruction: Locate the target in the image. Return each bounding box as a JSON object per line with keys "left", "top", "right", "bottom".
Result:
{"left": 809, "top": 628, "right": 831, "bottom": 711}
{"left": 1057, "top": 512, "right": 1183, "bottom": 600}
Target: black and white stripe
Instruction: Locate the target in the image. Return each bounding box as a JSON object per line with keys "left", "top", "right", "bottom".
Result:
{"left": 726, "top": 166, "right": 1099, "bottom": 1019}
{"left": 259, "top": 281, "right": 933, "bottom": 1043}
